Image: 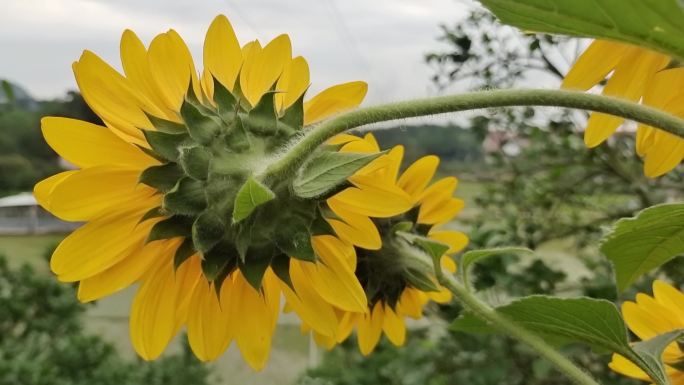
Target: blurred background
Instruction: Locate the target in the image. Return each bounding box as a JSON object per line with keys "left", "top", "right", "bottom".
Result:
{"left": 2, "top": 1, "right": 684, "bottom": 384}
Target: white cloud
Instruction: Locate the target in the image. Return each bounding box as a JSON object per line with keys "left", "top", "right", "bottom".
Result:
{"left": 0, "top": 0, "right": 473, "bottom": 106}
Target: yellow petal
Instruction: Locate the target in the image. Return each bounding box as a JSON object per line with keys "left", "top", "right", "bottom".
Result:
{"left": 584, "top": 49, "right": 670, "bottom": 148}
{"left": 397, "top": 155, "right": 439, "bottom": 198}
{"left": 417, "top": 177, "right": 458, "bottom": 204}
{"left": 327, "top": 204, "right": 381, "bottom": 250}
{"left": 51, "top": 204, "right": 158, "bottom": 281}
{"left": 47, "top": 166, "right": 157, "bottom": 221}
{"left": 277, "top": 56, "right": 310, "bottom": 111}
{"left": 429, "top": 230, "right": 469, "bottom": 254}
{"left": 282, "top": 262, "right": 339, "bottom": 337}
{"left": 636, "top": 125, "right": 655, "bottom": 157}
{"left": 328, "top": 133, "right": 363, "bottom": 146}
{"left": 378, "top": 145, "right": 404, "bottom": 183}
{"left": 622, "top": 300, "right": 668, "bottom": 341}
{"left": 643, "top": 131, "right": 684, "bottom": 177}
{"left": 653, "top": 280, "right": 684, "bottom": 325}
{"left": 428, "top": 286, "right": 453, "bottom": 303}
{"left": 230, "top": 273, "right": 274, "bottom": 371}
{"left": 34, "top": 171, "right": 76, "bottom": 210}
{"left": 73, "top": 51, "right": 149, "bottom": 146}
{"left": 397, "top": 288, "right": 424, "bottom": 319}
{"left": 418, "top": 196, "right": 464, "bottom": 224}
{"left": 296, "top": 235, "right": 367, "bottom": 312}
{"left": 120, "top": 29, "right": 176, "bottom": 120}
{"left": 336, "top": 312, "right": 358, "bottom": 343}
{"left": 129, "top": 256, "right": 178, "bottom": 360}
{"left": 240, "top": 34, "right": 292, "bottom": 107}
{"left": 608, "top": 353, "right": 650, "bottom": 381}
{"left": 187, "top": 277, "right": 233, "bottom": 361}
{"left": 148, "top": 30, "right": 201, "bottom": 112}
{"left": 172, "top": 255, "right": 203, "bottom": 332}
{"left": 77, "top": 235, "right": 175, "bottom": 302}
{"left": 357, "top": 302, "right": 383, "bottom": 355}
{"left": 41, "top": 117, "right": 157, "bottom": 169}
{"left": 382, "top": 305, "right": 406, "bottom": 346}
{"left": 562, "top": 40, "right": 630, "bottom": 90}
{"left": 440, "top": 255, "right": 457, "bottom": 273}
{"left": 304, "top": 81, "right": 368, "bottom": 125}
{"left": 313, "top": 331, "right": 337, "bottom": 350}
{"left": 203, "top": 15, "right": 242, "bottom": 97}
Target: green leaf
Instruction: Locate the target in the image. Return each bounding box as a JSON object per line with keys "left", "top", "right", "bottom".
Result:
{"left": 142, "top": 130, "right": 189, "bottom": 162}
{"left": 293, "top": 150, "right": 384, "bottom": 198}
{"left": 147, "top": 216, "right": 193, "bottom": 243}
{"left": 271, "top": 254, "right": 294, "bottom": 290}
{"left": 452, "top": 296, "right": 629, "bottom": 350}
{"left": 173, "top": 238, "right": 195, "bottom": 270}
{"left": 139, "top": 163, "right": 184, "bottom": 192}
{"left": 192, "top": 211, "right": 226, "bottom": 254}
{"left": 479, "top": 0, "right": 684, "bottom": 60}
{"left": 280, "top": 90, "right": 306, "bottom": 129}
{"left": 238, "top": 246, "right": 273, "bottom": 290}
{"left": 180, "top": 100, "right": 222, "bottom": 145}
{"left": 226, "top": 116, "right": 251, "bottom": 153}
{"left": 627, "top": 330, "right": 684, "bottom": 385}
{"left": 212, "top": 76, "right": 238, "bottom": 122}
{"left": 232, "top": 177, "right": 276, "bottom": 222}
{"left": 600, "top": 203, "right": 684, "bottom": 292}
{"left": 460, "top": 247, "right": 533, "bottom": 289}
{"left": 452, "top": 295, "right": 676, "bottom": 385}
{"left": 201, "top": 241, "right": 237, "bottom": 282}
{"left": 179, "top": 146, "right": 211, "bottom": 180}
{"left": 145, "top": 113, "right": 187, "bottom": 134}
{"left": 277, "top": 231, "right": 316, "bottom": 262}
{"left": 139, "top": 206, "right": 166, "bottom": 223}
{"left": 163, "top": 177, "right": 207, "bottom": 215}
{"left": 403, "top": 268, "right": 440, "bottom": 292}
{"left": 246, "top": 91, "right": 278, "bottom": 135}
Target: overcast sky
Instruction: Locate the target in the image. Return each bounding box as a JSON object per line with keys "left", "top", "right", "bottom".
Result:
{"left": 0, "top": 0, "right": 477, "bottom": 105}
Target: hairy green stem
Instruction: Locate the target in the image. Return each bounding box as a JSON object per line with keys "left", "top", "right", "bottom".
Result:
{"left": 264, "top": 89, "right": 684, "bottom": 179}
{"left": 406, "top": 248, "right": 601, "bottom": 385}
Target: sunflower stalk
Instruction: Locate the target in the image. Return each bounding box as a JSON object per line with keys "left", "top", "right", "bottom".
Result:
{"left": 402, "top": 246, "right": 602, "bottom": 385}
{"left": 263, "top": 88, "right": 684, "bottom": 180}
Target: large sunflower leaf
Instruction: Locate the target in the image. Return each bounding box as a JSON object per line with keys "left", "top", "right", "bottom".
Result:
{"left": 600, "top": 203, "right": 684, "bottom": 292}
{"left": 452, "top": 295, "right": 676, "bottom": 385}
{"left": 478, "top": 0, "right": 684, "bottom": 60}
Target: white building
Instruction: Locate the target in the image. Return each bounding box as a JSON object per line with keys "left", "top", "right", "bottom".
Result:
{"left": 0, "top": 192, "right": 78, "bottom": 234}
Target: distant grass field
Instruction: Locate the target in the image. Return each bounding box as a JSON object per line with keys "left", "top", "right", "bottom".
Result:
{"left": 0, "top": 233, "right": 64, "bottom": 269}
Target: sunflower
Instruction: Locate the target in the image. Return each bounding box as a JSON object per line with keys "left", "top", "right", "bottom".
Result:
{"left": 34, "top": 15, "right": 409, "bottom": 370}
{"left": 609, "top": 280, "right": 684, "bottom": 384}
{"left": 561, "top": 40, "right": 684, "bottom": 177}
{"left": 290, "top": 133, "right": 469, "bottom": 354}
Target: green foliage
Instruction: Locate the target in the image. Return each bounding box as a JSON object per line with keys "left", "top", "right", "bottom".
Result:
{"left": 459, "top": 247, "right": 533, "bottom": 288}
{"left": 0, "top": 254, "right": 212, "bottom": 385}
{"left": 0, "top": 90, "right": 100, "bottom": 196}
{"left": 478, "top": 0, "right": 684, "bottom": 60}
{"left": 301, "top": 327, "right": 635, "bottom": 385}
{"left": 601, "top": 203, "right": 684, "bottom": 291}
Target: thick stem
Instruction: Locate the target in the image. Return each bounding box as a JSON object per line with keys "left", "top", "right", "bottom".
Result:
{"left": 264, "top": 89, "right": 684, "bottom": 179}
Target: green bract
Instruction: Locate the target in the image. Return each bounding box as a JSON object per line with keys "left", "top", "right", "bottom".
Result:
{"left": 138, "top": 78, "right": 377, "bottom": 291}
